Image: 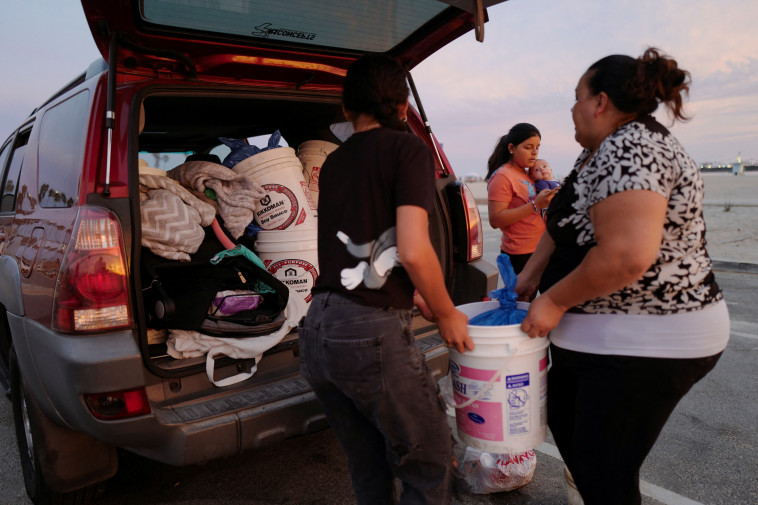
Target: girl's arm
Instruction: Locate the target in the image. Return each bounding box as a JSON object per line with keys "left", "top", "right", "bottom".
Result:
{"left": 488, "top": 198, "right": 534, "bottom": 228}
{"left": 489, "top": 188, "right": 558, "bottom": 229}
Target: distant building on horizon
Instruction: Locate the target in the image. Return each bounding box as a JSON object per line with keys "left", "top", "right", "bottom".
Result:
{"left": 699, "top": 153, "right": 755, "bottom": 174}
{"left": 732, "top": 154, "right": 744, "bottom": 175}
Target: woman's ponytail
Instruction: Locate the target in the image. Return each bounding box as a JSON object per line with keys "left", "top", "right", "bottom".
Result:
{"left": 372, "top": 99, "right": 409, "bottom": 131}
{"left": 587, "top": 47, "right": 691, "bottom": 122}
{"left": 635, "top": 47, "right": 691, "bottom": 122}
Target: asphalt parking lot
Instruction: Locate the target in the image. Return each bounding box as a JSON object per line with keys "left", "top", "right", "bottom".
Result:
{"left": 2, "top": 260, "right": 756, "bottom": 505}
{"left": 2, "top": 261, "right": 755, "bottom": 505}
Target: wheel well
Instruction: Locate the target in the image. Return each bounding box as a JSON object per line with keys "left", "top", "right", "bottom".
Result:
{"left": 8, "top": 345, "right": 119, "bottom": 497}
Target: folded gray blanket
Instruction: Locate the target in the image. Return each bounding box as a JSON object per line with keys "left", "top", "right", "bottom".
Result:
{"left": 169, "top": 161, "right": 265, "bottom": 239}
{"left": 139, "top": 174, "right": 216, "bottom": 261}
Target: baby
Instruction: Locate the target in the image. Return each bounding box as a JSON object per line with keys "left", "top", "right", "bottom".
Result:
{"left": 530, "top": 159, "right": 560, "bottom": 192}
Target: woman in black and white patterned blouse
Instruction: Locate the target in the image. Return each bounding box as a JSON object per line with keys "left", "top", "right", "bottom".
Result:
{"left": 516, "top": 48, "right": 729, "bottom": 505}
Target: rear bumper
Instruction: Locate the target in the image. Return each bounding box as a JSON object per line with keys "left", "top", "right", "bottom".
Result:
{"left": 452, "top": 258, "right": 498, "bottom": 305}
{"left": 9, "top": 312, "right": 448, "bottom": 466}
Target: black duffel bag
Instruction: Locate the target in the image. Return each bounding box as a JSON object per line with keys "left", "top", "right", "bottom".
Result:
{"left": 141, "top": 227, "right": 289, "bottom": 337}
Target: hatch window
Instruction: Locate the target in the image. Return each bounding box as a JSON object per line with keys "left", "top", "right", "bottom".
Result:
{"left": 141, "top": 0, "right": 448, "bottom": 53}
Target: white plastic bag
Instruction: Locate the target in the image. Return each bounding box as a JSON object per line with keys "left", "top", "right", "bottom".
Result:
{"left": 438, "top": 374, "right": 537, "bottom": 494}
{"left": 461, "top": 446, "right": 536, "bottom": 494}
{"left": 438, "top": 373, "right": 456, "bottom": 417}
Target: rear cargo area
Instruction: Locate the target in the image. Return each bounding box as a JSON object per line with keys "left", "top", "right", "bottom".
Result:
{"left": 133, "top": 91, "right": 451, "bottom": 387}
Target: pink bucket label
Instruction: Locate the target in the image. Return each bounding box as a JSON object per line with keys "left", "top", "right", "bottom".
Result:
{"left": 457, "top": 364, "right": 501, "bottom": 381}
{"left": 256, "top": 184, "right": 299, "bottom": 230}
{"left": 264, "top": 258, "right": 319, "bottom": 302}
{"left": 454, "top": 390, "right": 504, "bottom": 441}
{"left": 452, "top": 361, "right": 540, "bottom": 443}
{"left": 453, "top": 365, "right": 505, "bottom": 442}
{"left": 295, "top": 208, "right": 308, "bottom": 225}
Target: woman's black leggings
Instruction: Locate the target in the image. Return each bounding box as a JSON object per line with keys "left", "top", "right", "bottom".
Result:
{"left": 547, "top": 344, "right": 722, "bottom": 505}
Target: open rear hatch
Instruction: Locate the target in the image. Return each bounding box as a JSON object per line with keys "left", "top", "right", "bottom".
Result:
{"left": 81, "top": 0, "right": 508, "bottom": 85}
{"left": 79, "top": 0, "right": 504, "bottom": 383}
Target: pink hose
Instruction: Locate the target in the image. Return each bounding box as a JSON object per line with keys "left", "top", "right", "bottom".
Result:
{"left": 211, "top": 217, "right": 236, "bottom": 250}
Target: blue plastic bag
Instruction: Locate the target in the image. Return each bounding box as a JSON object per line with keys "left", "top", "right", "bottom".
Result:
{"left": 219, "top": 130, "right": 283, "bottom": 168}
{"left": 469, "top": 253, "right": 527, "bottom": 326}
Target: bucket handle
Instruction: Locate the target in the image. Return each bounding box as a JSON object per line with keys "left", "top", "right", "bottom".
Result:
{"left": 446, "top": 342, "right": 518, "bottom": 409}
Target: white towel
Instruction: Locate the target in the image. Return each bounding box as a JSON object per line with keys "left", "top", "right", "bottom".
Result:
{"left": 166, "top": 288, "right": 308, "bottom": 387}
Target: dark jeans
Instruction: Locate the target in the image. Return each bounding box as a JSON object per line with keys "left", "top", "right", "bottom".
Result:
{"left": 299, "top": 291, "right": 454, "bottom": 505}
{"left": 547, "top": 344, "right": 722, "bottom": 505}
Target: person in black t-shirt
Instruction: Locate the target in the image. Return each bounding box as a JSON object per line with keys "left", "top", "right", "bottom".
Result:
{"left": 298, "top": 54, "right": 472, "bottom": 505}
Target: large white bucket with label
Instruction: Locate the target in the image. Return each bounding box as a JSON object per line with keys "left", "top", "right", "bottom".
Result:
{"left": 232, "top": 147, "right": 317, "bottom": 231}
{"left": 449, "top": 301, "right": 549, "bottom": 454}
{"left": 254, "top": 229, "right": 319, "bottom": 304}
{"left": 297, "top": 140, "right": 339, "bottom": 210}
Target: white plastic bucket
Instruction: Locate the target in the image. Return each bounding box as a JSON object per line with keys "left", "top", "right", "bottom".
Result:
{"left": 254, "top": 229, "right": 319, "bottom": 304}
{"left": 297, "top": 140, "right": 339, "bottom": 209}
{"left": 232, "top": 147, "right": 317, "bottom": 230}
{"left": 449, "top": 301, "right": 549, "bottom": 454}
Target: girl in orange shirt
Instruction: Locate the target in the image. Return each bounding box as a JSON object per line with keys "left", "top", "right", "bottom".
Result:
{"left": 486, "top": 123, "right": 557, "bottom": 273}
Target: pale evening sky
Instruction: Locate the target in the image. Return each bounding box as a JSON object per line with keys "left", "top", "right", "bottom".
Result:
{"left": 1, "top": 0, "right": 756, "bottom": 180}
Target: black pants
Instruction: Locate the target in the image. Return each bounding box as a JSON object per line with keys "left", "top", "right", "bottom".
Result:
{"left": 501, "top": 251, "right": 532, "bottom": 274}
{"left": 547, "top": 344, "right": 722, "bottom": 505}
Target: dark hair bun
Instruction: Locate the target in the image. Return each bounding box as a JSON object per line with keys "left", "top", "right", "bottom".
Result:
{"left": 634, "top": 48, "right": 691, "bottom": 120}
{"left": 588, "top": 47, "right": 691, "bottom": 122}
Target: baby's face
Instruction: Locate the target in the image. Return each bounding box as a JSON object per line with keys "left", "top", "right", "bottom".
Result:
{"left": 532, "top": 161, "right": 553, "bottom": 181}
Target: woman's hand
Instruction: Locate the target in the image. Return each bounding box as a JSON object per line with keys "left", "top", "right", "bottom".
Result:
{"left": 520, "top": 293, "right": 566, "bottom": 338}
{"left": 415, "top": 291, "right": 474, "bottom": 353}
{"left": 437, "top": 308, "right": 474, "bottom": 353}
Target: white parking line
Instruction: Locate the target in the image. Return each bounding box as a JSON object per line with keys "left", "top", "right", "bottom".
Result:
{"left": 535, "top": 441, "right": 562, "bottom": 460}
{"left": 535, "top": 442, "right": 705, "bottom": 505}
{"left": 730, "top": 320, "right": 758, "bottom": 340}
{"left": 732, "top": 330, "right": 758, "bottom": 340}
{"left": 640, "top": 481, "right": 705, "bottom": 505}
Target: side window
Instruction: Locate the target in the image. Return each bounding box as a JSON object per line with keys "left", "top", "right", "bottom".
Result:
{"left": 0, "top": 131, "right": 30, "bottom": 213}
{"left": 0, "top": 142, "right": 13, "bottom": 211}
{"left": 38, "top": 91, "right": 90, "bottom": 208}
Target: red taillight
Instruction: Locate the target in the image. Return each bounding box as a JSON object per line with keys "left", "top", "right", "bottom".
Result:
{"left": 73, "top": 254, "right": 126, "bottom": 300}
{"left": 461, "top": 183, "right": 484, "bottom": 261}
{"left": 84, "top": 388, "right": 151, "bottom": 420}
{"left": 52, "top": 206, "right": 131, "bottom": 333}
